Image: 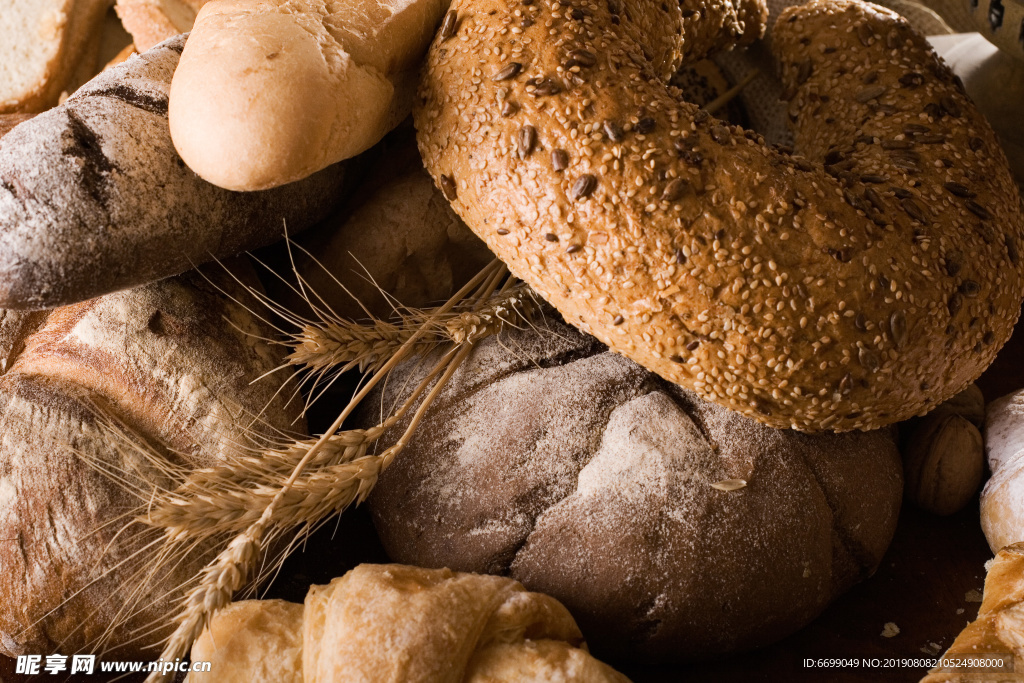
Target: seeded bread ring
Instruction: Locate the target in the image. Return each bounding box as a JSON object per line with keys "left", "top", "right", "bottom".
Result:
{"left": 415, "top": 0, "right": 1024, "bottom": 431}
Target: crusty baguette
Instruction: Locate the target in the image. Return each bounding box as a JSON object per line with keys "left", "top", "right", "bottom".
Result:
{"left": 115, "top": 0, "right": 208, "bottom": 52}
{"left": 414, "top": 0, "right": 1024, "bottom": 431}
{"left": 0, "top": 264, "right": 302, "bottom": 657}
{"left": 0, "top": 0, "right": 113, "bottom": 113}
{"left": 168, "top": 0, "right": 448, "bottom": 191}
{"left": 0, "top": 34, "right": 349, "bottom": 310}
{"left": 920, "top": 543, "right": 1024, "bottom": 682}
{"left": 187, "top": 564, "right": 630, "bottom": 683}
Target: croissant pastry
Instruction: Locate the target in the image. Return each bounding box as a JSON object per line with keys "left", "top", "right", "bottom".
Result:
{"left": 921, "top": 543, "right": 1024, "bottom": 682}
{"left": 187, "top": 564, "right": 630, "bottom": 683}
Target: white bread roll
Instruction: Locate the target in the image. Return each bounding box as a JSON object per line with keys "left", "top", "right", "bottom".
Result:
{"left": 169, "top": 0, "right": 448, "bottom": 191}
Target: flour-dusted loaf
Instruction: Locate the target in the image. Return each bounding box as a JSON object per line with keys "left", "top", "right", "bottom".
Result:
{"left": 0, "top": 0, "right": 113, "bottom": 113}
{"left": 0, "top": 265, "right": 303, "bottom": 656}
{"left": 362, "top": 319, "right": 903, "bottom": 659}
{"left": 168, "top": 0, "right": 448, "bottom": 191}
{"left": 0, "top": 34, "right": 349, "bottom": 310}
{"left": 415, "top": 0, "right": 1024, "bottom": 431}
{"left": 187, "top": 564, "right": 630, "bottom": 683}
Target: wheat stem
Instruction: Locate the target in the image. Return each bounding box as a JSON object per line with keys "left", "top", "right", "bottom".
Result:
{"left": 142, "top": 267, "right": 502, "bottom": 683}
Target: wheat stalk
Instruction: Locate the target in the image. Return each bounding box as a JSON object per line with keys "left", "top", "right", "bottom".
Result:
{"left": 141, "top": 261, "right": 521, "bottom": 682}
{"left": 283, "top": 278, "right": 537, "bottom": 377}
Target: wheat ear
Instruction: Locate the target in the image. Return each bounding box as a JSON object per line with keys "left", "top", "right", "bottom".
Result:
{"left": 141, "top": 263, "right": 507, "bottom": 683}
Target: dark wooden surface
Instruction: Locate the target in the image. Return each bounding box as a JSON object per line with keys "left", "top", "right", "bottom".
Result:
{"left": 0, "top": 502, "right": 996, "bottom": 683}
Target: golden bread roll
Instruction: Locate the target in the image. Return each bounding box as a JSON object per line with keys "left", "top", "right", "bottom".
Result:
{"left": 265, "top": 132, "right": 493, "bottom": 322}
{"left": 187, "top": 564, "right": 630, "bottom": 683}
{"left": 414, "top": 0, "right": 1024, "bottom": 431}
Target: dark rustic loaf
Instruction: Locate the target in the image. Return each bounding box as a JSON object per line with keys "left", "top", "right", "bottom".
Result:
{"left": 0, "top": 264, "right": 302, "bottom": 657}
{"left": 362, "top": 319, "right": 903, "bottom": 659}
{"left": 0, "top": 35, "right": 348, "bottom": 310}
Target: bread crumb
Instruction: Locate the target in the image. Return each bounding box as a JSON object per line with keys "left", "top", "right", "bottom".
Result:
{"left": 710, "top": 478, "right": 747, "bottom": 491}
{"left": 965, "top": 589, "right": 984, "bottom": 602}
{"left": 921, "top": 642, "right": 942, "bottom": 656}
{"left": 881, "top": 622, "right": 900, "bottom": 638}
{"left": 956, "top": 608, "right": 964, "bottom": 615}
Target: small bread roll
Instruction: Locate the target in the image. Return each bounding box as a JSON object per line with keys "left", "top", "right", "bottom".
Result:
{"left": 169, "top": 0, "right": 447, "bottom": 191}
{"left": 265, "top": 132, "right": 493, "bottom": 321}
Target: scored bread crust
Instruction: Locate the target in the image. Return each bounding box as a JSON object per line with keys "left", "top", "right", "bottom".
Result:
{"left": 0, "top": 34, "right": 349, "bottom": 310}
{"left": 0, "top": 267, "right": 303, "bottom": 656}
{"left": 414, "top": 0, "right": 1024, "bottom": 431}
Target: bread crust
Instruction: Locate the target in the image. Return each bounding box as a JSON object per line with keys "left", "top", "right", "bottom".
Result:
{"left": 188, "top": 564, "right": 629, "bottom": 683}
{"left": 115, "top": 0, "right": 208, "bottom": 52}
{"left": 0, "top": 0, "right": 113, "bottom": 114}
{"left": 364, "top": 319, "right": 903, "bottom": 658}
{"left": 0, "top": 266, "right": 303, "bottom": 656}
{"left": 414, "top": 0, "right": 1024, "bottom": 431}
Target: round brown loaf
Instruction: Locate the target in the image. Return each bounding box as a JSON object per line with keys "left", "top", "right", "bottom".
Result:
{"left": 414, "top": 0, "right": 1024, "bottom": 431}
{"left": 361, "top": 319, "right": 903, "bottom": 659}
